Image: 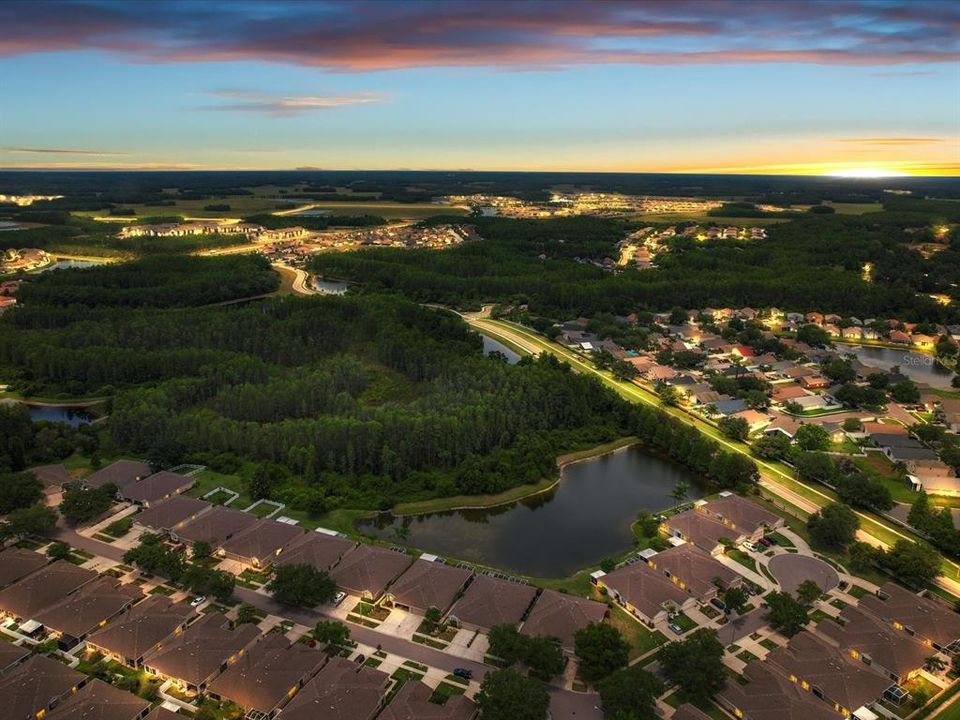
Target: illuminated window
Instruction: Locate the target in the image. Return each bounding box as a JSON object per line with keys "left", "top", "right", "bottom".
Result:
{"left": 850, "top": 650, "right": 860, "bottom": 660}
{"left": 789, "top": 674, "right": 797, "bottom": 683}
{"left": 801, "top": 680, "right": 810, "bottom": 691}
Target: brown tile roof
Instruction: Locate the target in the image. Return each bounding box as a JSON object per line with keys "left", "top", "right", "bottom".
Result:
{"left": 134, "top": 496, "right": 211, "bottom": 532}
{"left": 220, "top": 518, "right": 305, "bottom": 566}
{"left": 0, "top": 559, "right": 97, "bottom": 619}
{"left": 175, "top": 505, "right": 258, "bottom": 546}
{"left": 718, "top": 661, "right": 842, "bottom": 720}
{"left": 859, "top": 583, "right": 960, "bottom": 651}
{"left": 280, "top": 656, "right": 389, "bottom": 720}
{"left": 0, "top": 547, "right": 48, "bottom": 589}
{"left": 701, "top": 495, "right": 780, "bottom": 535}
{"left": 29, "top": 464, "right": 72, "bottom": 490}
{"left": 206, "top": 633, "right": 325, "bottom": 714}
{"left": 330, "top": 545, "right": 413, "bottom": 598}
{"left": 86, "top": 596, "right": 195, "bottom": 664}
{"left": 378, "top": 681, "right": 476, "bottom": 720}
{"left": 815, "top": 606, "right": 929, "bottom": 680}
{"left": 35, "top": 577, "right": 143, "bottom": 641}
{"left": 0, "top": 654, "right": 87, "bottom": 720}
{"left": 0, "top": 642, "right": 30, "bottom": 674}
{"left": 600, "top": 562, "right": 690, "bottom": 621}
{"left": 144, "top": 613, "right": 260, "bottom": 688}
{"left": 664, "top": 509, "right": 740, "bottom": 550}
{"left": 276, "top": 532, "right": 357, "bottom": 572}
{"left": 520, "top": 589, "right": 607, "bottom": 650}
{"left": 766, "top": 631, "right": 892, "bottom": 713}
{"left": 386, "top": 559, "right": 473, "bottom": 613}
{"left": 448, "top": 575, "right": 538, "bottom": 632}
{"left": 47, "top": 678, "right": 151, "bottom": 720}
{"left": 122, "top": 471, "right": 193, "bottom": 504}
{"left": 144, "top": 709, "right": 181, "bottom": 720}
{"left": 649, "top": 543, "right": 741, "bottom": 598}
{"left": 84, "top": 460, "right": 151, "bottom": 492}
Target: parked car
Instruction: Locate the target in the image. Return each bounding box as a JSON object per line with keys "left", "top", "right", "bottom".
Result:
{"left": 743, "top": 541, "right": 758, "bottom": 552}
{"left": 190, "top": 596, "right": 206, "bottom": 607}
{"left": 765, "top": 535, "right": 778, "bottom": 545}
{"left": 668, "top": 623, "right": 684, "bottom": 635}
{"left": 759, "top": 537, "right": 772, "bottom": 547}
{"left": 710, "top": 598, "right": 726, "bottom": 611}
{"left": 355, "top": 654, "right": 365, "bottom": 664}
{"left": 332, "top": 591, "right": 346, "bottom": 605}
{"left": 453, "top": 668, "right": 473, "bottom": 680}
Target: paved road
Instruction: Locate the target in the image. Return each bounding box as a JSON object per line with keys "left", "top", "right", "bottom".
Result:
{"left": 768, "top": 554, "right": 839, "bottom": 595}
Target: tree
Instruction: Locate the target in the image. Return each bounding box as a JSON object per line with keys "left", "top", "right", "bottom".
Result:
{"left": 523, "top": 635, "right": 565, "bottom": 678}
{"left": 796, "top": 579, "right": 822, "bottom": 607}
{"left": 765, "top": 592, "right": 808, "bottom": 637}
{"left": 574, "top": 622, "right": 630, "bottom": 683}
{"left": 670, "top": 481, "right": 690, "bottom": 505}
{"left": 795, "top": 452, "right": 839, "bottom": 486}
{"left": 835, "top": 473, "right": 894, "bottom": 512}
{"left": 658, "top": 629, "right": 726, "bottom": 703}
{"left": 890, "top": 380, "right": 920, "bottom": 404}
{"left": 600, "top": 557, "right": 617, "bottom": 573}
{"left": 635, "top": 512, "right": 660, "bottom": 537}
{"left": 123, "top": 538, "right": 186, "bottom": 581}
{"left": 598, "top": 663, "right": 664, "bottom": 719}
{"left": 842, "top": 417, "right": 862, "bottom": 433}
{"left": 722, "top": 586, "right": 749, "bottom": 615}
{"left": 882, "top": 541, "right": 941, "bottom": 588}
{"left": 267, "top": 563, "right": 336, "bottom": 607}
{"left": 59, "top": 484, "right": 116, "bottom": 525}
{"left": 807, "top": 503, "right": 859, "bottom": 550}
{"left": 752, "top": 433, "right": 791, "bottom": 461}
{"left": 2, "top": 504, "right": 57, "bottom": 540}
{"left": 657, "top": 384, "right": 681, "bottom": 407}
{"left": 796, "top": 324, "right": 830, "bottom": 347}
{"left": 235, "top": 603, "right": 259, "bottom": 625}
{"left": 718, "top": 416, "right": 749, "bottom": 442}
{"left": 313, "top": 620, "right": 350, "bottom": 651}
{"left": 924, "top": 655, "right": 946, "bottom": 673}
{"left": 46, "top": 541, "right": 71, "bottom": 561}
{"left": 849, "top": 541, "right": 881, "bottom": 572}
{"left": 476, "top": 668, "right": 549, "bottom": 720}
{"left": 488, "top": 624, "right": 527, "bottom": 665}
{"left": 794, "top": 424, "right": 830, "bottom": 452}
{"left": 181, "top": 565, "right": 235, "bottom": 602}
{"left": 0, "top": 472, "right": 43, "bottom": 514}
{"left": 192, "top": 541, "right": 212, "bottom": 561}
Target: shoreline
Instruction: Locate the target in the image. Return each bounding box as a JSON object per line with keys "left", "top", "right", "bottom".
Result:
{"left": 389, "top": 436, "right": 638, "bottom": 517}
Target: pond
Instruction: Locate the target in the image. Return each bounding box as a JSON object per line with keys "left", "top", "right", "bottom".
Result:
{"left": 837, "top": 343, "right": 954, "bottom": 389}
{"left": 356, "top": 444, "right": 704, "bottom": 578}
{"left": 313, "top": 279, "right": 349, "bottom": 295}
{"left": 39, "top": 259, "right": 105, "bottom": 272}
{"left": 481, "top": 335, "right": 521, "bottom": 364}
{"left": 26, "top": 405, "right": 93, "bottom": 426}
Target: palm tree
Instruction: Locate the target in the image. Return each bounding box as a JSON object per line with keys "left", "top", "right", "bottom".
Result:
{"left": 924, "top": 655, "right": 946, "bottom": 673}
{"left": 671, "top": 481, "right": 690, "bottom": 505}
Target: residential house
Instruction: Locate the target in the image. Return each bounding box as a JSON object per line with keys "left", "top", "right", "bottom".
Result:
{"left": 144, "top": 613, "right": 261, "bottom": 692}
{"left": 520, "top": 589, "right": 607, "bottom": 652}
{"left": 815, "top": 607, "right": 930, "bottom": 684}
{"left": 1, "top": 654, "right": 88, "bottom": 720}
{"left": 28, "top": 464, "right": 73, "bottom": 498}
{"left": 280, "top": 656, "right": 390, "bottom": 720}
{"left": 0, "top": 547, "right": 48, "bottom": 590}
{"left": 592, "top": 562, "right": 693, "bottom": 627}
{"left": 732, "top": 409, "right": 772, "bottom": 433}
{"left": 0, "top": 643, "right": 30, "bottom": 676}
{"left": 858, "top": 583, "right": 960, "bottom": 654}
{"left": 86, "top": 596, "right": 195, "bottom": 668}
{"left": 175, "top": 505, "right": 259, "bottom": 547}
{"left": 0, "top": 560, "right": 97, "bottom": 622}
{"left": 219, "top": 518, "right": 305, "bottom": 568}
{"left": 133, "top": 496, "right": 211, "bottom": 535}
{"left": 83, "top": 460, "right": 152, "bottom": 493}
{"left": 35, "top": 576, "right": 143, "bottom": 650}
{"left": 206, "top": 633, "right": 326, "bottom": 718}
{"left": 717, "top": 661, "right": 843, "bottom": 720}
{"left": 447, "top": 575, "right": 538, "bottom": 633}
{"left": 329, "top": 545, "right": 413, "bottom": 601}
{"left": 765, "top": 631, "right": 893, "bottom": 717}
{"left": 377, "top": 680, "right": 476, "bottom": 720}
{"left": 771, "top": 385, "right": 812, "bottom": 404}
{"left": 275, "top": 531, "right": 358, "bottom": 573}
{"left": 662, "top": 509, "right": 740, "bottom": 555}
{"left": 47, "top": 678, "right": 151, "bottom": 720}
{"left": 646, "top": 543, "right": 742, "bottom": 601}
{"left": 122, "top": 471, "right": 194, "bottom": 507}
{"left": 698, "top": 493, "right": 783, "bottom": 540}
{"left": 382, "top": 557, "right": 473, "bottom": 615}
{"left": 764, "top": 415, "right": 804, "bottom": 439}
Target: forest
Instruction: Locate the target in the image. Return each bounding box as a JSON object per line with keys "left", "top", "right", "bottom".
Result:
{"left": 0, "top": 254, "right": 757, "bottom": 512}
{"left": 311, "top": 209, "right": 960, "bottom": 324}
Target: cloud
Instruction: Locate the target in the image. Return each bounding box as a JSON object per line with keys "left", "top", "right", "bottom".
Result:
{"left": 202, "top": 90, "right": 386, "bottom": 116}
{"left": 3, "top": 147, "right": 130, "bottom": 155}
{"left": 1, "top": 0, "right": 958, "bottom": 71}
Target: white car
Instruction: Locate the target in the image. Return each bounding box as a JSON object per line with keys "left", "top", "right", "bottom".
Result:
{"left": 190, "top": 596, "right": 206, "bottom": 607}
{"left": 742, "top": 542, "right": 757, "bottom": 552}
{"left": 333, "top": 591, "right": 346, "bottom": 606}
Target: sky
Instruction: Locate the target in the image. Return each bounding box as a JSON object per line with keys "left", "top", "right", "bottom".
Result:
{"left": 1, "top": 0, "right": 958, "bottom": 175}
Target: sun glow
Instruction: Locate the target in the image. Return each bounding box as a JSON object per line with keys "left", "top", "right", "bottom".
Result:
{"left": 825, "top": 168, "right": 910, "bottom": 178}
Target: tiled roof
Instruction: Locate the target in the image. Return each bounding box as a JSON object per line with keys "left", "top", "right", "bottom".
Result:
{"left": 520, "top": 589, "right": 606, "bottom": 650}
{"left": 448, "top": 575, "right": 538, "bottom": 632}
{"left": 386, "top": 559, "right": 473, "bottom": 613}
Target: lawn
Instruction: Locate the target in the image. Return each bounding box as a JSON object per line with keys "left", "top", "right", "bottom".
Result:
{"left": 103, "top": 517, "right": 133, "bottom": 538}
{"left": 429, "top": 682, "right": 466, "bottom": 704}
{"left": 767, "top": 531, "right": 795, "bottom": 548}
{"left": 824, "top": 201, "right": 884, "bottom": 215}
{"left": 672, "top": 612, "right": 698, "bottom": 633}
{"left": 736, "top": 649, "right": 759, "bottom": 664}
{"left": 727, "top": 549, "right": 757, "bottom": 573}
{"left": 847, "top": 585, "right": 871, "bottom": 599}
{"left": 606, "top": 604, "right": 668, "bottom": 659}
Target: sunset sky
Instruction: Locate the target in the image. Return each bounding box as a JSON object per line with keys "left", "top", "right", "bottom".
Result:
{"left": 1, "top": 0, "right": 958, "bottom": 175}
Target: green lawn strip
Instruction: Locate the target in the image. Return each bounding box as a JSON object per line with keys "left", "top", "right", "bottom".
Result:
{"left": 759, "top": 638, "right": 779, "bottom": 651}
{"left": 413, "top": 634, "right": 448, "bottom": 650}
{"left": 736, "top": 649, "right": 759, "bottom": 664}
{"left": 673, "top": 612, "right": 698, "bottom": 633}
{"left": 103, "top": 517, "right": 134, "bottom": 538}
{"left": 605, "top": 604, "right": 668, "bottom": 659}
{"left": 767, "top": 531, "right": 795, "bottom": 548}
{"left": 727, "top": 549, "right": 757, "bottom": 573}
{"left": 429, "top": 682, "right": 467, "bottom": 705}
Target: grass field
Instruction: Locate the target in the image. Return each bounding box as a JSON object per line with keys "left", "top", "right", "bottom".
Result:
{"left": 627, "top": 212, "right": 789, "bottom": 226}
{"left": 824, "top": 201, "right": 884, "bottom": 215}
{"left": 289, "top": 201, "right": 467, "bottom": 220}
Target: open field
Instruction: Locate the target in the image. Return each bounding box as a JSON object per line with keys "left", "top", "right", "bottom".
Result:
{"left": 824, "top": 201, "right": 884, "bottom": 215}
{"left": 293, "top": 201, "right": 468, "bottom": 220}
{"left": 627, "top": 212, "right": 789, "bottom": 226}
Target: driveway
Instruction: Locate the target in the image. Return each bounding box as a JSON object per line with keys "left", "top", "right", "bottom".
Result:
{"left": 768, "top": 554, "right": 839, "bottom": 595}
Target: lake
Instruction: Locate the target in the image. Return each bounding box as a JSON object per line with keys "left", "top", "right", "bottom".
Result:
{"left": 356, "top": 444, "right": 704, "bottom": 578}
{"left": 40, "top": 259, "right": 105, "bottom": 272}
{"left": 837, "top": 343, "right": 954, "bottom": 389}
{"left": 26, "top": 405, "right": 93, "bottom": 426}
{"left": 482, "top": 335, "right": 521, "bottom": 364}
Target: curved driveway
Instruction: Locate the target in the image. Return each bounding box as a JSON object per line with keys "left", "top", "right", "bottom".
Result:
{"left": 768, "top": 553, "right": 839, "bottom": 595}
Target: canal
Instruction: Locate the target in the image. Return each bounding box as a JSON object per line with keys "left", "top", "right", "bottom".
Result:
{"left": 356, "top": 444, "right": 704, "bottom": 578}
